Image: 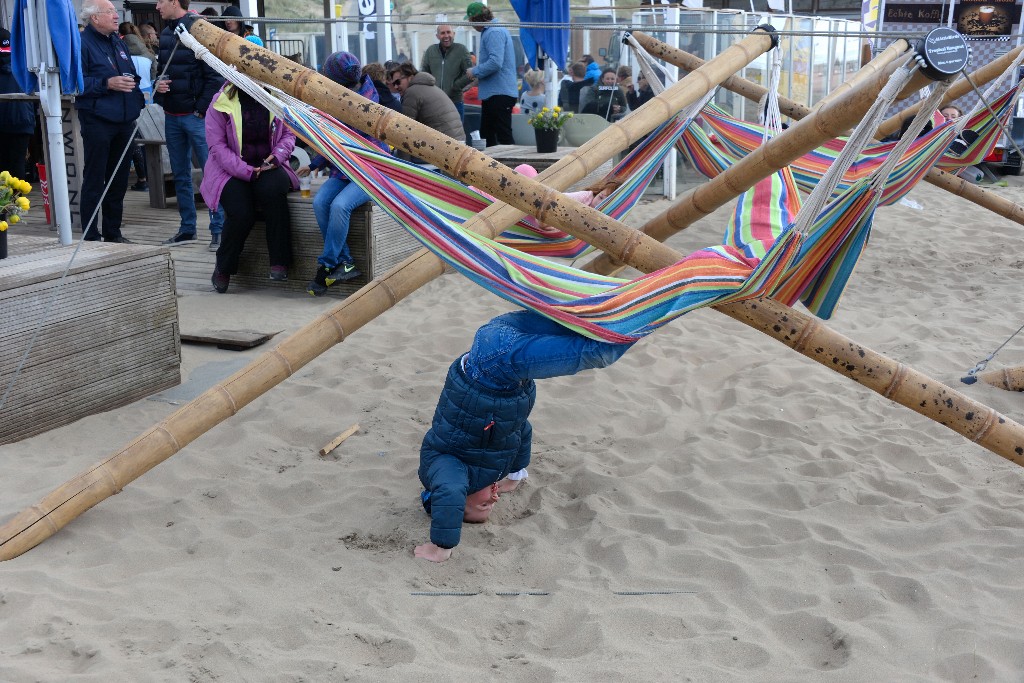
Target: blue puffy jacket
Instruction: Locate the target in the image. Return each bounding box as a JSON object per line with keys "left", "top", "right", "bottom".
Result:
{"left": 418, "top": 358, "right": 536, "bottom": 549}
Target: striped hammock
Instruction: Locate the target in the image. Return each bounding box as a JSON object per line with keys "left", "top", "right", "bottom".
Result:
{"left": 691, "top": 82, "right": 1022, "bottom": 203}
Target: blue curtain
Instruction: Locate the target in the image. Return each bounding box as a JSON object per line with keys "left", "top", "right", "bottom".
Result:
{"left": 510, "top": 0, "right": 569, "bottom": 71}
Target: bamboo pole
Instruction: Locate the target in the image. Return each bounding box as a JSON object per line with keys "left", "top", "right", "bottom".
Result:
{"left": 4, "top": 23, "right": 1022, "bottom": 562}
{"left": 604, "top": 33, "right": 1024, "bottom": 267}
{"left": 875, "top": 44, "right": 1024, "bottom": 139}
{"left": 977, "top": 366, "right": 1024, "bottom": 391}
{"left": 0, "top": 22, "right": 779, "bottom": 561}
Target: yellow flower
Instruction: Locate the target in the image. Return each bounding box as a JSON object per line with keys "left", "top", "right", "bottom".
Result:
{"left": 16, "top": 196, "right": 29, "bottom": 210}
{"left": 20, "top": 181, "right": 31, "bottom": 194}
{"left": 553, "top": 106, "right": 561, "bottom": 112}
{"left": 0, "top": 221, "right": 7, "bottom": 231}
{"left": 0, "top": 171, "right": 9, "bottom": 182}
{"left": 9, "top": 214, "right": 18, "bottom": 224}
{"left": 541, "top": 106, "right": 550, "bottom": 113}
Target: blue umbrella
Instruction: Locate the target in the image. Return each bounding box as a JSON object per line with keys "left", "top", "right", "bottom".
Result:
{"left": 511, "top": 0, "right": 569, "bottom": 71}
{"left": 11, "top": 0, "right": 83, "bottom": 94}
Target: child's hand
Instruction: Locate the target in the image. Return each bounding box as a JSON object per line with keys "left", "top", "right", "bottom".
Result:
{"left": 495, "top": 477, "right": 520, "bottom": 494}
{"left": 414, "top": 542, "right": 453, "bottom": 563}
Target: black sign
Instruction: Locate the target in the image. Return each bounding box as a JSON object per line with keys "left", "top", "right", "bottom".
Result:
{"left": 883, "top": 3, "right": 949, "bottom": 23}
{"left": 918, "top": 27, "right": 971, "bottom": 79}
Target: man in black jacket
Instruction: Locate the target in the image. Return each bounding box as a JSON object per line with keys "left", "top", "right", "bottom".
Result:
{"left": 0, "top": 26, "right": 34, "bottom": 180}
{"left": 153, "top": 0, "right": 225, "bottom": 249}
{"left": 76, "top": 0, "right": 145, "bottom": 242}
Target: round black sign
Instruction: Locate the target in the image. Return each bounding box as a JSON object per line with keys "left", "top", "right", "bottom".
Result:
{"left": 917, "top": 27, "right": 970, "bottom": 80}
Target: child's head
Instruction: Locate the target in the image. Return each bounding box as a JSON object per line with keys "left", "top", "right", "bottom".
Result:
{"left": 463, "top": 482, "right": 500, "bottom": 522}
{"left": 587, "top": 176, "right": 623, "bottom": 204}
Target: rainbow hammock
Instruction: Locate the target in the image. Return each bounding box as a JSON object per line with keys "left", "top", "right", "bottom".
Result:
{"left": 282, "top": 95, "right": 810, "bottom": 343}
{"left": 686, "top": 81, "right": 1023, "bottom": 204}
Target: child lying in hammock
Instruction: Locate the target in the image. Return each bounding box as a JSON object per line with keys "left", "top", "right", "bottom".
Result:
{"left": 414, "top": 310, "right": 636, "bottom": 562}
{"left": 510, "top": 164, "right": 622, "bottom": 238}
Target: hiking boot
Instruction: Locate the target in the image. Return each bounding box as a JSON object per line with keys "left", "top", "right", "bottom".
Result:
{"left": 208, "top": 234, "right": 221, "bottom": 252}
{"left": 211, "top": 267, "right": 229, "bottom": 293}
{"left": 306, "top": 265, "right": 330, "bottom": 297}
{"left": 163, "top": 232, "right": 197, "bottom": 246}
{"left": 327, "top": 261, "right": 361, "bottom": 284}
{"left": 269, "top": 265, "right": 288, "bottom": 281}
{"left": 130, "top": 181, "right": 148, "bottom": 192}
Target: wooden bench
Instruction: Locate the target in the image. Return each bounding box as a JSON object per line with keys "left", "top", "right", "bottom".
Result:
{"left": 234, "top": 193, "right": 422, "bottom": 297}
{"left": 0, "top": 236, "right": 180, "bottom": 444}
{"left": 136, "top": 103, "right": 204, "bottom": 210}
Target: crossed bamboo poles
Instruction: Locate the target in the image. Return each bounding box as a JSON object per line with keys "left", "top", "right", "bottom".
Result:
{"left": 1, "top": 22, "right": 1021, "bottom": 563}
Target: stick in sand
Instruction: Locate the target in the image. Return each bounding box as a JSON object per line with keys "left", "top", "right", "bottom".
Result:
{"left": 319, "top": 424, "right": 360, "bottom": 456}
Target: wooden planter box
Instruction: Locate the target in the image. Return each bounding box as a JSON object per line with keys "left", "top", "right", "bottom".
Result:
{"left": 0, "top": 236, "right": 181, "bottom": 444}
{"left": 234, "top": 194, "right": 422, "bottom": 297}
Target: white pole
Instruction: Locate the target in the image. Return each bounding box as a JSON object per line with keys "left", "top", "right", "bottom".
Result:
{"left": 24, "top": 0, "right": 71, "bottom": 244}
{"left": 380, "top": 0, "right": 392, "bottom": 63}
{"left": 663, "top": 6, "right": 679, "bottom": 200}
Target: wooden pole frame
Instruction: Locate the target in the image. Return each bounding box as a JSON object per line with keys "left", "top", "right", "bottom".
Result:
{"left": 3, "top": 23, "right": 1022, "bottom": 563}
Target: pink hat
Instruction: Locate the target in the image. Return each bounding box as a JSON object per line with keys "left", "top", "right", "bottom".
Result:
{"left": 514, "top": 164, "right": 538, "bottom": 178}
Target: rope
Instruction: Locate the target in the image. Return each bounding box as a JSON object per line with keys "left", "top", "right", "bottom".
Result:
{"left": 961, "top": 321, "right": 1024, "bottom": 384}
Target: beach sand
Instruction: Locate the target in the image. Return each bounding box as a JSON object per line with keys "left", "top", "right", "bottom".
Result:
{"left": 1, "top": 179, "right": 1023, "bottom": 681}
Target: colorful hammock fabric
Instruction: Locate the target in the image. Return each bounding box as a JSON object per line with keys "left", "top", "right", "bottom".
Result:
{"left": 281, "top": 98, "right": 813, "bottom": 342}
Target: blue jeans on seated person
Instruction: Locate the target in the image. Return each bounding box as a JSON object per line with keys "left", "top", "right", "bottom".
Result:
{"left": 312, "top": 176, "right": 369, "bottom": 268}
{"left": 463, "top": 310, "right": 635, "bottom": 392}
{"left": 165, "top": 112, "right": 224, "bottom": 237}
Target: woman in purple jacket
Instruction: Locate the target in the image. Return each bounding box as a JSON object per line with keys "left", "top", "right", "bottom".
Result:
{"left": 201, "top": 83, "right": 299, "bottom": 293}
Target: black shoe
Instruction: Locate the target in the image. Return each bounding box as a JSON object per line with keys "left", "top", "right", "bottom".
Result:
{"left": 327, "top": 261, "right": 361, "bottom": 284}
{"left": 130, "top": 182, "right": 149, "bottom": 192}
{"left": 269, "top": 265, "right": 288, "bottom": 281}
{"left": 163, "top": 232, "right": 197, "bottom": 246}
{"left": 306, "top": 264, "right": 330, "bottom": 296}
{"left": 208, "top": 234, "right": 221, "bottom": 252}
{"left": 211, "top": 267, "right": 229, "bottom": 293}
{"left": 106, "top": 236, "right": 133, "bottom": 244}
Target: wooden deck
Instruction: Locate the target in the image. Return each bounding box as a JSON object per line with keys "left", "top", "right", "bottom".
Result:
{"left": 15, "top": 181, "right": 222, "bottom": 293}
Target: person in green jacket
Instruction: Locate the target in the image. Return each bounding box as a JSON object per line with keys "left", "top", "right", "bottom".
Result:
{"left": 419, "top": 24, "right": 473, "bottom": 123}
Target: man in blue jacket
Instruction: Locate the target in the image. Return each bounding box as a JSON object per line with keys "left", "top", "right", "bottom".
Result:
{"left": 415, "top": 310, "right": 634, "bottom": 562}
{"left": 76, "top": 0, "right": 145, "bottom": 242}
{"left": 465, "top": 2, "right": 517, "bottom": 147}
{"left": 154, "top": 0, "right": 225, "bottom": 250}
{"left": 0, "top": 26, "right": 34, "bottom": 179}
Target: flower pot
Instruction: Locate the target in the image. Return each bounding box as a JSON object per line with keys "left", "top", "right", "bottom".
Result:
{"left": 0, "top": 229, "right": 7, "bottom": 260}
{"left": 534, "top": 128, "right": 559, "bottom": 153}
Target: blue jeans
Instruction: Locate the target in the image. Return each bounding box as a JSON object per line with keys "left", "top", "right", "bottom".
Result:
{"left": 164, "top": 112, "right": 224, "bottom": 236}
{"left": 454, "top": 100, "right": 464, "bottom": 123}
{"left": 464, "top": 311, "right": 634, "bottom": 391}
{"left": 312, "top": 176, "right": 369, "bottom": 268}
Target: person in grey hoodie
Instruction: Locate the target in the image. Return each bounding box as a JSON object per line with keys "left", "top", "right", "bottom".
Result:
{"left": 387, "top": 63, "right": 465, "bottom": 162}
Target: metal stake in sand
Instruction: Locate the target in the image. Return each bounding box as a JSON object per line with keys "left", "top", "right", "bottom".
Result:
{"left": 3, "top": 23, "right": 1023, "bottom": 563}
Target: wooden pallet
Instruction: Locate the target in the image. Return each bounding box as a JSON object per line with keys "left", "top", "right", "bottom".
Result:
{"left": 0, "top": 236, "right": 181, "bottom": 444}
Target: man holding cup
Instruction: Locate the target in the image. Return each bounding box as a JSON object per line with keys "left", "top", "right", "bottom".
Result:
{"left": 76, "top": 0, "right": 145, "bottom": 242}
{"left": 153, "top": 0, "right": 225, "bottom": 250}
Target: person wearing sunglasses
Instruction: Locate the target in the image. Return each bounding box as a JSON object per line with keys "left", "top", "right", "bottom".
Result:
{"left": 386, "top": 63, "right": 464, "bottom": 162}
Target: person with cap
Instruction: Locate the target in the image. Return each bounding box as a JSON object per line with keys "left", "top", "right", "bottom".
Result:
{"left": 153, "top": 0, "right": 226, "bottom": 250}
{"left": 387, "top": 62, "right": 465, "bottom": 160}
{"left": 220, "top": 6, "right": 264, "bottom": 47}
{"left": 419, "top": 24, "right": 473, "bottom": 122}
{"left": 0, "top": 25, "right": 35, "bottom": 179}
{"left": 76, "top": 0, "right": 145, "bottom": 243}
{"left": 296, "top": 51, "right": 390, "bottom": 296}
{"left": 464, "top": 2, "right": 517, "bottom": 147}
{"left": 414, "top": 309, "right": 636, "bottom": 562}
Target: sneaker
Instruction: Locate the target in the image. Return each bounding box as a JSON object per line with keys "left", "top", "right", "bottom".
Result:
{"left": 130, "top": 182, "right": 149, "bottom": 192}
{"left": 163, "top": 232, "right": 197, "bottom": 246}
{"left": 269, "top": 265, "right": 288, "bottom": 281}
{"left": 211, "top": 267, "right": 229, "bottom": 293}
{"left": 326, "top": 261, "right": 361, "bottom": 284}
{"left": 306, "top": 265, "right": 330, "bottom": 297}
{"left": 208, "top": 234, "right": 221, "bottom": 252}
{"left": 106, "top": 236, "right": 133, "bottom": 244}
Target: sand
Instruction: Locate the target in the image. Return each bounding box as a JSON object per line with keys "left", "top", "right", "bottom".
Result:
{"left": 1, "top": 178, "right": 1023, "bottom": 681}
